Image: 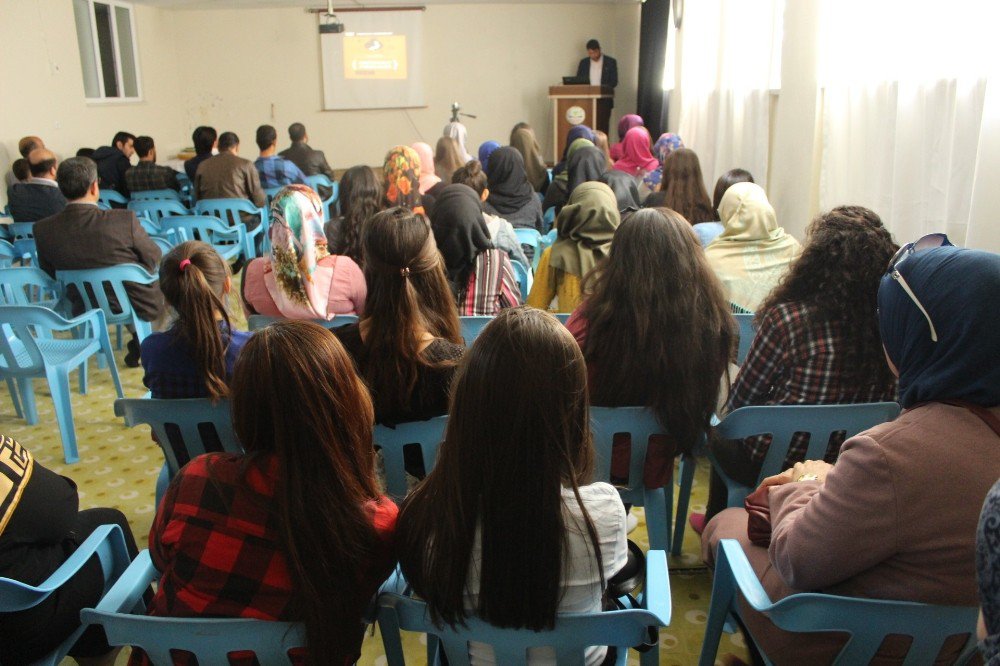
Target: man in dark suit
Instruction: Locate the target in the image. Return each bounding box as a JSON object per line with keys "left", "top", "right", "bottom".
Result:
{"left": 194, "top": 131, "right": 266, "bottom": 230}
{"left": 279, "top": 122, "right": 336, "bottom": 199}
{"left": 34, "top": 157, "right": 163, "bottom": 367}
{"left": 7, "top": 148, "right": 67, "bottom": 222}
{"left": 90, "top": 131, "right": 136, "bottom": 197}
{"left": 575, "top": 39, "right": 618, "bottom": 89}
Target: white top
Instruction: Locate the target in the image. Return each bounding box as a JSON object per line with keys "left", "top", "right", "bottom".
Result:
{"left": 589, "top": 57, "right": 604, "bottom": 86}
{"left": 465, "top": 482, "right": 627, "bottom": 665}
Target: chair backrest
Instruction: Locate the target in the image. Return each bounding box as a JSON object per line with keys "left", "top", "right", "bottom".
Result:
{"left": 56, "top": 264, "right": 157, "bottom": 328}
{"left": 733, "top": 313, "right": 756, "bottom": 365}
{"left": 304, "top": 174, "right": 334, "bottom": 190}
{"left": 131, "top": 188, "right": 184, "bottom": 202}
{"left": 150, "top": 234, "right": 176, "bottom": 255}
{"left": 0, "top": 239, "right": 15, "bottom": 268}
{"left": 514, "top": 228, "right": 541, "bottom": 254}
{"left": 715, "top": 402, "right": 902, "bottom": 494}
{"left": 128, "top": 198, "right": 190, "bottom": 223}
{"left": 511, "top": 259, "right": 532, "bottom": 301}
{"left": 0, "top": 266, "right": 62, "bottom": 306}
{"left": 115, "top": 398, "right": 240, "bottom": 476}
{"left": 9, "top": 222, "right": 34, "bottom": 241}
{"left": 194, "top": 198, "right": 265, "bottom": 229}
{"left": 374, "top": 416, "right": 448, "bottom": 501}
{"left": 459, "top": 316, "right": 493, "bottom": 345}
{"left": 98, "top": 190, "right": 129, "bottom": 207}
{"left": 245, "top": 314, "right": 358, "bottom": 331}
{"left": 0, "top": 304, "right": 74, "bottom": 374}
{"left": 553, "top": 313, "right": 570, "bottom": 325}
{"left": 543, "top": 206, "right": 556, "bottom": 232}
{"left": 157, "top": 215, "right": 246, "bottom": 260}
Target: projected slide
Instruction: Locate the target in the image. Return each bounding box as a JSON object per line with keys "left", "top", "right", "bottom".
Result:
{"left": 344, "top": 34, "right": 407, "bottom": 79}
{"left": 321, "top": 10, "right": 424, "bottom": 110}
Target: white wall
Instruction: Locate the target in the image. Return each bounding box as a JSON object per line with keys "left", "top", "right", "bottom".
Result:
{"left": 0, "top": 1, "right": 184, "bottom": 205}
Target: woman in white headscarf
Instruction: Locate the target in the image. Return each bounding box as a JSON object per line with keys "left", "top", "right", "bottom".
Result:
{"left": 444, "top": 121, "right": 473, "bottom": 163}
{"left": 704, "top": 182, "right": 801, "bottom": 312}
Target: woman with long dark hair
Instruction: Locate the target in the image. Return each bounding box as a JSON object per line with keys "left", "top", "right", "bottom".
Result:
{"left": 325, "top": 165, "right": 381, "bottom": 265}
{"left": 397, "top": 307, "right": 627, "bottom": 664}
{"left": 700, "top": 206, "right": 899, "bottom": 528}
{"left": 139, "top": 321, "right": 398, "bottom": 666}
{"left": 644, "top": 148, "right": 715, "bottom": 224}
{"left": 434, "top": 137, "right": 465, "bottom": 186}
{"left": 334, "top": 206, "right": 464, "bottom": 425}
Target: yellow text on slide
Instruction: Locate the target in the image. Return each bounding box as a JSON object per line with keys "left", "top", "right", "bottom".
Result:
{"left": 344, "top": 34, "right": 407, "bottom": 80}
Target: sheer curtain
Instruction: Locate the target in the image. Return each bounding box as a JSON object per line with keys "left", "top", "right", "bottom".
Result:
{"left": 674, "top": 0, "right": 782, "bottom": 192}
{"left": 817, "top": 0, "right": 992, "bottom": 244}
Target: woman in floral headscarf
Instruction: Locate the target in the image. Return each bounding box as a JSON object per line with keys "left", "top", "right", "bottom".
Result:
{"left": 242, "top": 184, "right": 366, "bottom": 320}
{"left": 641, "top": 133, "right": 684, "bottom": 196}
{"left": 382, "top": 145, "right": 424, "bottom": 213}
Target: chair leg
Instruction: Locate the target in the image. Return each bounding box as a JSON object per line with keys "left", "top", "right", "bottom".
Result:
{"left": 99, "top": 333, "right": 125, "bottom": 400}
{"left": 698, "top": 556, "right": 737, "bottom": 666}
{"left": 644, "top": 487, "right": 670, "bottom": 552}
{"left": 4, "top": 377, "right": 23, "bottom": 419}
{"left": 17, "top": 377, "right": 38, "bottom": 424}
{"left": 672, "top": 454, "right": 697, "bottom": 556}
{"left": 115, "top": 324, "right": 123, "bottom": 350}
{"left": 78, "top": 359, "right": 88, "bottom": 395}
{"left": 45, "top": 367, "right": 79, "bottom": 464}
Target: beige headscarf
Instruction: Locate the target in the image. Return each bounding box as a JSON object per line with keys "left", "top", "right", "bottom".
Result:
{"left": 704, "top": 182, "right": 801, "bottom": 312}
{"left": 510, "top": 127, "right": 548, "bottom": 192}
{"left": 549, "top": 181, "right": 621, "bottom": 284}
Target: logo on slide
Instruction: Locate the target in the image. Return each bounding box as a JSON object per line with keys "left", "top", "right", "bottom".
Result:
{"left": 344, "top": 34, "right": 407, "bottom": 79}
{"left": 565, "top": 106, "right": 586, "bottom": 125}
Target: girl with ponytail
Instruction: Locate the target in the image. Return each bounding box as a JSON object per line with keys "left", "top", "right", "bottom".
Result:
{"left": 141, "top": 240, "right": 250, "bottom": 399}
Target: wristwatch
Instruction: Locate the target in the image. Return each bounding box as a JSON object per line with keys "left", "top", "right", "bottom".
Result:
{"left": 795, "top": 473, "right": 820, "bottom": 482}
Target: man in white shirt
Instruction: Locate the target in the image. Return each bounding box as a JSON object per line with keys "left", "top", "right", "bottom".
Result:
{"left": 575, "top": 39, "right": 618, "bottom": 89}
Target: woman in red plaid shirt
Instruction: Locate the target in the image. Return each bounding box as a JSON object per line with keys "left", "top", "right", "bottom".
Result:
{"left": 135, "top": 321, "right": 398, "bottom": 665}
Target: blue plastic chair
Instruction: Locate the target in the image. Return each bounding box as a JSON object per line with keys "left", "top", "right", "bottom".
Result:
{"left": 734, "top": 312, "right": 756, "bottom": 365}
{"left": 115, "top": 397, "right": 240, "bottom": 505}
{"left": 0, "top": 239, "right": 15, "bottom": 268}
{"left": 0, "top": 266, "right": 63, "bottom": 311}
{"left": 56, "top": 264, "right": 159, "bottom": 345}
{"left": 194, "top": 199, "right": 268, "bottom": 259}
{"left": 0, "top": 524, "right": 133, "bottom": 666}
{"left": 128, "top": 198, "right": 190, "bottom": 224}
{"left": 304, "top": 174, "right": 340, "bottom": 220}
{"left": 512, "top": 259, "right": 532, "bottom": 301}
{"left": 514, "top": 228, "right": 542, "bottom": 271}
{"left": 150, "top": 234, "right": 177, "bottom": 255}
{"left": 377, "top": 550, "right": 672, "bottom": 666}
{"left": 698, "top": 539, "right": 979, "bottom": 666}
{"left": 98, "top": 189, "right": 129, "bottom": 208}
{"left": 374, "top": 415, "right": 448, "bottom": 501}
{"left": 590, "top": 406, "right": 697, "bottom": 556}
{"left": 246, "top": 314, "right": 359, "bottom": 331}
{"left": 0, "top": 305, "right": 123, "bottom": 463}
{"left": 543, "top": 206, "right": 556, "bottom": 232}
{"left": 263, "top": 186, "right": 283, "bottom": 208}
{"left": 459, "top": 316, "right": 493, "bottom": 344}
{"left": 158, "top": 215, "right": 248, "bottom": 264}
{"left": 9, "top": 222, "right": 38, "bottom": 266}
{"left": 553, "top": 313, "right": 570, "bottom": 325}
{"left": 82, "top": 550, "right": 307, "bottom": 664}
{"left": 130, "top": 188, "right": 185, "bottom": 202}
{"left": 711, "top": 402, "right": 902, "bottom": 508}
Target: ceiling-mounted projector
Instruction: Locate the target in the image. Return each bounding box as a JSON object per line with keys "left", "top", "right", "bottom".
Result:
{"left": 319, "top": 0, "right": 344, "bottom": 34}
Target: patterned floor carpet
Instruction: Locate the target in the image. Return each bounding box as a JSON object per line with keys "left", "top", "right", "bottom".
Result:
{"left": 1, "top": 339, "right": 749, "bottom": 665}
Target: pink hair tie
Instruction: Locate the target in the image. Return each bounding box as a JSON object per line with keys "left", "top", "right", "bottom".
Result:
{"left": 178, "top": 259, "right": 192, "bottom": 272}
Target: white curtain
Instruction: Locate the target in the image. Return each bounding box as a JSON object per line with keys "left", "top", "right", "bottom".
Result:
{"left": 675, "top": 0, "right": 782, "bottom": 193}
{"left": 817, "top": 0, "right": 993, "bottom": 244}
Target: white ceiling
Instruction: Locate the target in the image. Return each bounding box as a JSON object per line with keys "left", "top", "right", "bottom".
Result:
{"left": 134, "top": 0, "right": 634, "bottom": 8}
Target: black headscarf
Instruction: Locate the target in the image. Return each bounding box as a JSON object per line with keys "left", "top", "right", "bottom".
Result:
{"left": 568, "top": 146, "right": 608, "bottom": 196}
{"left": 599, "top": 171, "right": 642, "bottom": 213}
{"left": 485, "top": 147, "right": 536, "bottom": 216}
{"left": 429, "top": 184, "right": 493, "bottom": 288}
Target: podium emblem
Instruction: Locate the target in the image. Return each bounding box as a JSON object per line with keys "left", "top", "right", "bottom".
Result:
{"left": 565, "top": 105, "right": 586, "bottom": 125}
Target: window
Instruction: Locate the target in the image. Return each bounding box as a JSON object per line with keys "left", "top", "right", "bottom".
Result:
{"left": 73, "top": 0, "right": 141, "bottom": 101}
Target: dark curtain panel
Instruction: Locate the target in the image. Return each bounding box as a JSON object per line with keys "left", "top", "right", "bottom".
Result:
{"left": 636, "top": 0, "right": 671, "bottom": 138}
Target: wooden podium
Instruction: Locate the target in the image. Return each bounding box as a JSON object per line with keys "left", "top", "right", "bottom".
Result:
{"left": 548, "top": 85, "right": 614, "bottom": 163}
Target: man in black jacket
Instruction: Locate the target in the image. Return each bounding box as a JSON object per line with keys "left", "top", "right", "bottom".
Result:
{"left": 575, "top": 39, "right": 618, "bottom": 89}
{"left": 7, "top": 148, "right": 67, "bottom": 222}
{"left": 90, "top": 131, "right": 136, "bottom": 197}
{"left": 280, "top": 122, "right": 336, "bottom": 198}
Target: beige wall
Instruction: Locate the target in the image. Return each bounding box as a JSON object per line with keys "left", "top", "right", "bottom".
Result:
{"left": 0, "top": 1, "right": 184, "bottom": 205}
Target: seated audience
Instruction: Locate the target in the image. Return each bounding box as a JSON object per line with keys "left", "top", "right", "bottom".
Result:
{"left": 184, "top": 125, "right": 217, "bottom": 182}
{"left": 477, "top": 140, "right": 500, "bottom": 171}
{"left": 10, "top": 157, "right": 29, "bottom": 184}
{"left": 643, "top": 148, "right": 715, "bottom": 225}
{"left": 702, "top": 240, "right": 1000, "bottom": 664}
{"left": 551, "top": 124, "right": 595, "bottom": 181}
{"left": 528, "top": 182, "right": 620, "bottom": 313}
{"left": 612, "top": 126, "right": 659, "bottom": 181}
{"left": 484, "top": 146, "right": 544, "bottom": 231}
{"left": 75, "top": 148, "right": 95, "bottom": 158}
{"left": 125, "top": 136, "right": 181, "bottom": 193}
{"left": 242, "top": 185, "right": 365, "bottom": 319}
{"left": 4, "top": 135, "right": 43, "bottom": 192}
{"left": 599, "top": 171, "right": 642, "bottom": 217}
{"left": 137, "top": 320, "right": 397, "bottom": 666}
{"left": 383, "top": 145, "right": 424, "bottom": 213}
{"left": 567, "top": 207, "right": 732, "bottom": 488}
{"left": 0, "top": 434, "right": 141, "bottom": 666}
{"left": 700, "top": 207, "right": 897, "bottom": 528}
{"left": 194, "top": 131, "right": 266, "bottom": 226}
{"left": 451, "top": 159, "right": 529, "bottom": 268}
{"left": 334, "top": 206, "right": 464, "bottom": 426}
{"left": 641, "top": 132, "right": 684, "bottom": 196}
{"left": 434, "top": 136, "right": 464, "bottom": 186}
{"left": 34, "top": 157, "right": 163, "bottom": 367}
{"left": 509, "top": 124, "right": 549, "bottom": 193}
{"left": 429, "top": 184, "right": 521, "bottom": 316}
{"left": 567, "top": 145, "right": 609, "bottom": 197}
{"left": 610, "top": 114, "right": 644, "bottom": 161}
{"left": 593, "top": 130, "right": 615, "bottom": 170}
{"left": 91, "top": 131, "right": 136, "bottom": 197}
{"left": 325, "top": 164, "right": 380, "bottom": 266}
{"left": 279, "top": 122, "right": 335, "bottom": 180}
{"left": 704, "top": 182, "right": 801, "bottom": 312}
{"left": 978, "top": 479, "right": 1000, "bottom": 662}
{"left": 543, "top": 136, "right": 596, "bottom": 214}
{"left": 141, "top": 241, "right": 250, "bottom": 399}
{"left": 443, "top": 120, "right": 473, "bottom": 162}
{"left": 698, "top": 168, "right": 755, "bottom": 247}
{"left": 397, "top": 306, "right": 627, "bottom": 665}
{"left": 8, "top": 148, "right": 66, "bottom": 222}
{"left": 254, "top": 124, "right": 306, "bottom": 189}
{"left": 411, "top": 141, "right": 441, "bottom": 195}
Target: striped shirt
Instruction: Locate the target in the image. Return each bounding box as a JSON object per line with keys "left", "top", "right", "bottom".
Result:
{"left": 457, "top": 248, "right": 522, "bottom": 316}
